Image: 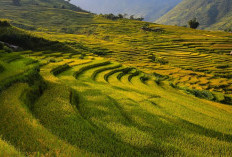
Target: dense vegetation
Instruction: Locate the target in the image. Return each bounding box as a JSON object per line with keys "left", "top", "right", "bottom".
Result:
{"left": 100, "top": 13, "right": 144, "bottom": 21}
{"left": 188, "top": 18, "right": 200, "bottom": 29}
{"left": 0, "top": 0, "right": 232, "bottom": 156}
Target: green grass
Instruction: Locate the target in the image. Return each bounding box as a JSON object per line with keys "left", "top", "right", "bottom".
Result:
{"left": 0, "top": 43, "right": 232, "bottom": 157}
{"left": 0, "top": 138, "right": 23, "bottom": 157}
{"left": 0, "top": 83, "right": 87, "bottom": 156}
{"left": 0, "top": 2, "right": 232, "bottom": 156}
{"left": 0, "top": 23, "right": 77, "bottom": 53}
{"left": 0, "top": 62, "right": 5, "bottom": 73}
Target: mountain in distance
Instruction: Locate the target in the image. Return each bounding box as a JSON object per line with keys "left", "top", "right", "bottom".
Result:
{"left": 156, "top": 0, "right": 232, "bottom": 30}
{"left": 70, "top": 0, "right": 182, "bottom": 21}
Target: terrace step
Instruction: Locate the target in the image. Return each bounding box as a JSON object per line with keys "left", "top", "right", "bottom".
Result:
{"left": 74, "top": 61, "right": 111, "bottom": 79}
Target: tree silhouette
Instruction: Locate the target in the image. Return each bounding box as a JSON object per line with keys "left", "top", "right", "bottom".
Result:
{"left": 188, "top": 18, "right": 199, "bottom": 29}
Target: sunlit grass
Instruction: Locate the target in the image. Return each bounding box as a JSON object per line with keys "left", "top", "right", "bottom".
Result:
{"left": 0, "top": 4, "right": 232, "bottom": 156}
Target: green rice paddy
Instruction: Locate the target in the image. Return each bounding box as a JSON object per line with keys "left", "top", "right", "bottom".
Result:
{"left": 0, "top": 50, "right": 232, "bottom": 156}
{"left": 0, "top": 1, "right": 232, "bottom": 155}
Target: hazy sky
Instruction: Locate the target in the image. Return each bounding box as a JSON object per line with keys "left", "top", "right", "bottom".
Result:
{"left": 70, "top": 0, "right": 182, "bottom": 21}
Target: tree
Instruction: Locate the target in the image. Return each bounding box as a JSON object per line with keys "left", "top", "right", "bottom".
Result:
{"left": 0, "top": 20, "right": 11, "bottom": 27}
{"left": 122, "top": 13, "right": 127, "bottom": 18}
{"left": 118, "top": 14, "right": 123, "bottom": 19}
{"left": 130, "top": 15, "right": 135, "bottom": 20}
{"left": 12, "top": 0, "right": 21, "bottom": 6}
{"left": 188, "top": 18, "right": 199, "bottom": 29}
{"left": 224, "top": 28, "right": 232, "bottom": 32}
{"left": 136, "top": 17, "right": 144, "bottom": 21}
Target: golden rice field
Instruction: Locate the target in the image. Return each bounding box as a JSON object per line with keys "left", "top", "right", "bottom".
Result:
{"left": 36, "top": 19, "right": 232, "bottom": 101}
{"left": 1, "top": 2, "right": 232, "bottom": 155}
{"left": 0, "top": 50, "right": 232, "bottom": 156}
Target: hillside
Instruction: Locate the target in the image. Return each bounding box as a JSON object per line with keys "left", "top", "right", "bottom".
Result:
{"left": 156, "top": 0, "right": 232, "bottom": 30}
{"left": 1, "top": 0, "right": 232, "bottom": 156}
{"left": 6, "top": 0, "right": 85, "bottom": 11}
{"left": 70, "top": 0, "right": 182, "bottom": 21}
{"left": 0, "top": 22, "right": 232, "bottom": 156}
{"left": 0, "top": 0, "right": 89, "bottom": 32}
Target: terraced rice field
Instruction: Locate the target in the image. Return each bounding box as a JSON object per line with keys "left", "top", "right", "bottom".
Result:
{"left": 104, "top": 45, "right": 232, "bottom": 96}
{"left": 1, "top": 50, "right": 232, "bottom": 156}
{"left": 1, "top": 1, "right": 232, "bottom": 156}
{"left": 36, "top": 21, "right": 232, "bottom": 98}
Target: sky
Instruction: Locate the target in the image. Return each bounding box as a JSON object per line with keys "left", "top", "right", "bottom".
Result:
{"left": 70, "top": 0, "right": 182, "bottom": 21}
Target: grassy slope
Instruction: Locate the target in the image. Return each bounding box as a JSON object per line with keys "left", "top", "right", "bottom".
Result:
{"left": 0, "top": 2, "right": 232, "bottom": 156}
{"left": 0, "top": 0, "right": 93, "bottom": 32}
{"left": 1, "top": 1, "right": 232, "bottom": 100}
{"left": 0, "top": 25, "right": 77, "bottom": 52}
{"left": 36, "top": 19, "right": 232, "bottom": 101}
{"left": 0, "top": 83, "right": 87, "bottom": 156}
{"left": 156, "top": 0, "right": 232, "bottom": 30}
{"left": 0, "top": 50, "right": 231, "bottom": 156}
{"left": 0, "top": 138, "right": 22, "bottom": 157}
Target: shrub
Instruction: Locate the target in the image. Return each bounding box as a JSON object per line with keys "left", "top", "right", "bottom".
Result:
{"left": 184, "top": 88, "right": 215, "bottom": 101}
{"left": 222, "top": 96, "right": 232, "bottom": 105}
{"left": 142, "top": 24, "right": 164, "bottom": 32}
{"left": 169, "top": 82, "right": 232, "bottom": 105}
{"left": 0, "top": 20, "right": 11, "bottom": 27}
{"left": 0, "top": 64, "right": 4, "bottom": 73}
{"left": 188, "top": 18, "right": 199, "bottom": 29}
{"left": 224, "top": 28, "right": 232, "bottom": 32}
{"left": 101, "top": 13, "right": 144, "bottom": 21}
{"left": 169, "top": 83, "right": 178, "bottom": 88}
{"left": 140, "top": 75, "right": 149, "bottom": 83}
{"left": 0, "top": 42, "right": 4, "bottom": 49}
{"left": 155, "top": 78, "right": 162, "bottom": 85}
{"left": 3, "top": 46, "right": 13, "bottom": 53}
{"left": 148, "top": 55, "right": 168, "bottom": 64}
{"left": 153, "top": 72, "right": 169, "bottom": 85}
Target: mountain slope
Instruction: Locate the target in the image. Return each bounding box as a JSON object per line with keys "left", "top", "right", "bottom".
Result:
{"left": 0, "top": 0, "right": 93, "bottom": 32}
{"left": 156, "top": 0, "right": 232, "bottom": 30}
{"left": 0, "top": 25, "right": 232, "bottom": 155}
{"left": 1, "top": 0, "right": 232, "bottom": 156}
{"left": 70, "top": 0, "right": 182, "bottom": 21}
{"left": 8, "top": 0, "right": 85, "bottom": 11}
